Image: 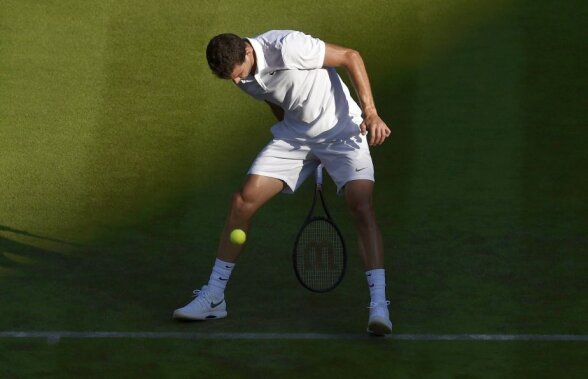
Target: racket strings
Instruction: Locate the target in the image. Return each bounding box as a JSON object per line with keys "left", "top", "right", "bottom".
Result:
{"left": 295, "top": 219, "right": 345, "bottom": 291}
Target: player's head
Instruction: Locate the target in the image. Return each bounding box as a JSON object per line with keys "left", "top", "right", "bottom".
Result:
{"left": 206, "top": 33, "right": 248, "bottom": 80}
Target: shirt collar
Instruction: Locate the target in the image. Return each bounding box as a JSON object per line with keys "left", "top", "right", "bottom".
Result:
{"left": 244, "top": 37, "right": 268, "bottom": 90}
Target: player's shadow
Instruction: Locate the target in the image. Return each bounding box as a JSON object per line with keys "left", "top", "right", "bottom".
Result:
{"left": 0, "top": 225, "right": 81, "bottom": 271}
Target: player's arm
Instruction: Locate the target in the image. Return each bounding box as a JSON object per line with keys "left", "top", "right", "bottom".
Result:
{"left": 323, "top": 43, "right": 391, "bottom": 146}
{"left": 265, "top": 100, "right": 284, "bottom": 121}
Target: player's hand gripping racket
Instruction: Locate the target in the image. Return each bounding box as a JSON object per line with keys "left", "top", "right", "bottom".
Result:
{"left": 293, "top": 164, "right": 346, "bottom": 292}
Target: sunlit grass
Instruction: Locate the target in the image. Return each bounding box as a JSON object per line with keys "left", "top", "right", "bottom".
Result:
{"left": 0, "top": 0, "right": 518, "bottom": 250}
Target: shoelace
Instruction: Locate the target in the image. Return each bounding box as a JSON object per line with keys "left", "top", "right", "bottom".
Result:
{"left": 191, "top": 288, "right": 223, "bottom": 306}
{"left": 368, "top": 300, "right": 391, "bottom": 309}
{"left": 191, "top": 289, "right": 212, "bottom": 304}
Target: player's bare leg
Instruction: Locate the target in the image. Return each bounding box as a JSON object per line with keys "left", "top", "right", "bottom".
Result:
{"left": 344, "top": 180, "right": 384, "bottom": 269}
{"left": 217, "top": 174, "right": 285, "bottom": 262}
{"left": 344, "top": 179, "right": 392, "bottom": 335}
{"left": 173, "top": 174, "right": 284, "bottom": 321}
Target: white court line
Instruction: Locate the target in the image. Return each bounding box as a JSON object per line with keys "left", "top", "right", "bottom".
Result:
{"left": 1, "top": 331, "right": 587, "bottom": 343}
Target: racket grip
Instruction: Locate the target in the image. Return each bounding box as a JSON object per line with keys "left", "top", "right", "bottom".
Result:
{"left": 316, "top": 164, "right": 324, "bottom": 186}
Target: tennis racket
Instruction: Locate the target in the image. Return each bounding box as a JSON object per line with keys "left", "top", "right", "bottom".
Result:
{"left": 292, "top": 164, "right": 346, "bottom": 292}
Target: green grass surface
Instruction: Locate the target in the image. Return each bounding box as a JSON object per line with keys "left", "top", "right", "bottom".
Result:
{"left": 1, "top": 0, "right": 587, "bottom": 377}
{"left": 2, "top": 339, "right": 588, "bottom": 378}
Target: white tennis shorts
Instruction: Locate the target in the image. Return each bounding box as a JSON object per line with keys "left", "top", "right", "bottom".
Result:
{"left": 248, "top": 133, "right": 374, "bottom": 194}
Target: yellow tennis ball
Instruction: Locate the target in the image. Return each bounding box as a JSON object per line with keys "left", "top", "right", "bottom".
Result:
{"left": 230, "top": 229, "right": 246, "bottom": 245}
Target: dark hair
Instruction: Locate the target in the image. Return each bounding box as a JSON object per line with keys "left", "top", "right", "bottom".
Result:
{"left": 206, "top": 33, "right": 247, "bottom": 79}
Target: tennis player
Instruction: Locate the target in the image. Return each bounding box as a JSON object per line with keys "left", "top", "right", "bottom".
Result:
{"left": 173, "top": 30, "right": 392, "bottom": 335}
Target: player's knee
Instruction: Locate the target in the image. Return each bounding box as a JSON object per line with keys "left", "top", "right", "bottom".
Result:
{"left": 230, "top": 191, "right": 255, "bottom": 218}
{"left": 348, "top": 198, "right": 373, "bottom": 220}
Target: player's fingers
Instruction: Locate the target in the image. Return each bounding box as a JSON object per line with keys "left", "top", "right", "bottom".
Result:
{"left": 379, "top": 126, "right": 391, "bottom": 145}
{"left": 374, "top": 126, "right": 384, "bottom": 145}
{"left": 369, "top": 127, "right": 376, "bottom": 145}
{"left": 360, "top": 122, "right": 367, "bottom": 135}
{"left": 374, "top": 126, "right": 390, "bottom": 145}
{"left": 379, "top": 127, "right": 390, "bottom": 144}
{"left": 378, "top": 130, "right": 386, "bottom": 145}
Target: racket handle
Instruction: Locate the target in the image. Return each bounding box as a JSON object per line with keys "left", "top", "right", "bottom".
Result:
{"left": 316, "top": 164, "right": 324, "bottom": 186}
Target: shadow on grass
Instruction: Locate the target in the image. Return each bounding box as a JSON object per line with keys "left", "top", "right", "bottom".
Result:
{"left": 0, "top": 225, "right": 83, "bottom": 275}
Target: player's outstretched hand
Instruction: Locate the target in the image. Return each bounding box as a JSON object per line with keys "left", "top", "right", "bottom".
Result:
{"left": 360, "top": 113, "right": 391, "bottom": 146}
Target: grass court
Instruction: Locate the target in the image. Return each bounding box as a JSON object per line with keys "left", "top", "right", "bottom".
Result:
{"left": 1, "top": 0, "right": 587, "bottom": 377}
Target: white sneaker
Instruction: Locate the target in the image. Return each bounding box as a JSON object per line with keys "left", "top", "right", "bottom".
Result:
{"left": 367, "top": 301, "right": 392, "bottom": 335}
{"left": 172, "top": 286, "right": 227, "bottom": 321}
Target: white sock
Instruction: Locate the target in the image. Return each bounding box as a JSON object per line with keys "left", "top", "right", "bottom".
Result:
{"left": 207, "top": 258, "right": 235, "bottom": 297}
{"left": 366, "top": 269, "right": 387, "bottom": 305}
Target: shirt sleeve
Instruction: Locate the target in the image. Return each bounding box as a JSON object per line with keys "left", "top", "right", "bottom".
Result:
{"left": 280, "top": 31, "right": 325, "bottom": 70}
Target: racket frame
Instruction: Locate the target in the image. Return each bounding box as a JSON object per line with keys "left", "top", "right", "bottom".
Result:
{"left": 292, "top": 164, "right": 347, "bottom": 293}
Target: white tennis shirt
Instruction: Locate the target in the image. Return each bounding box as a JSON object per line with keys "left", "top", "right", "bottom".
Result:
{"left": 238, "top": 30, "right": 363, "bottom": 142}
